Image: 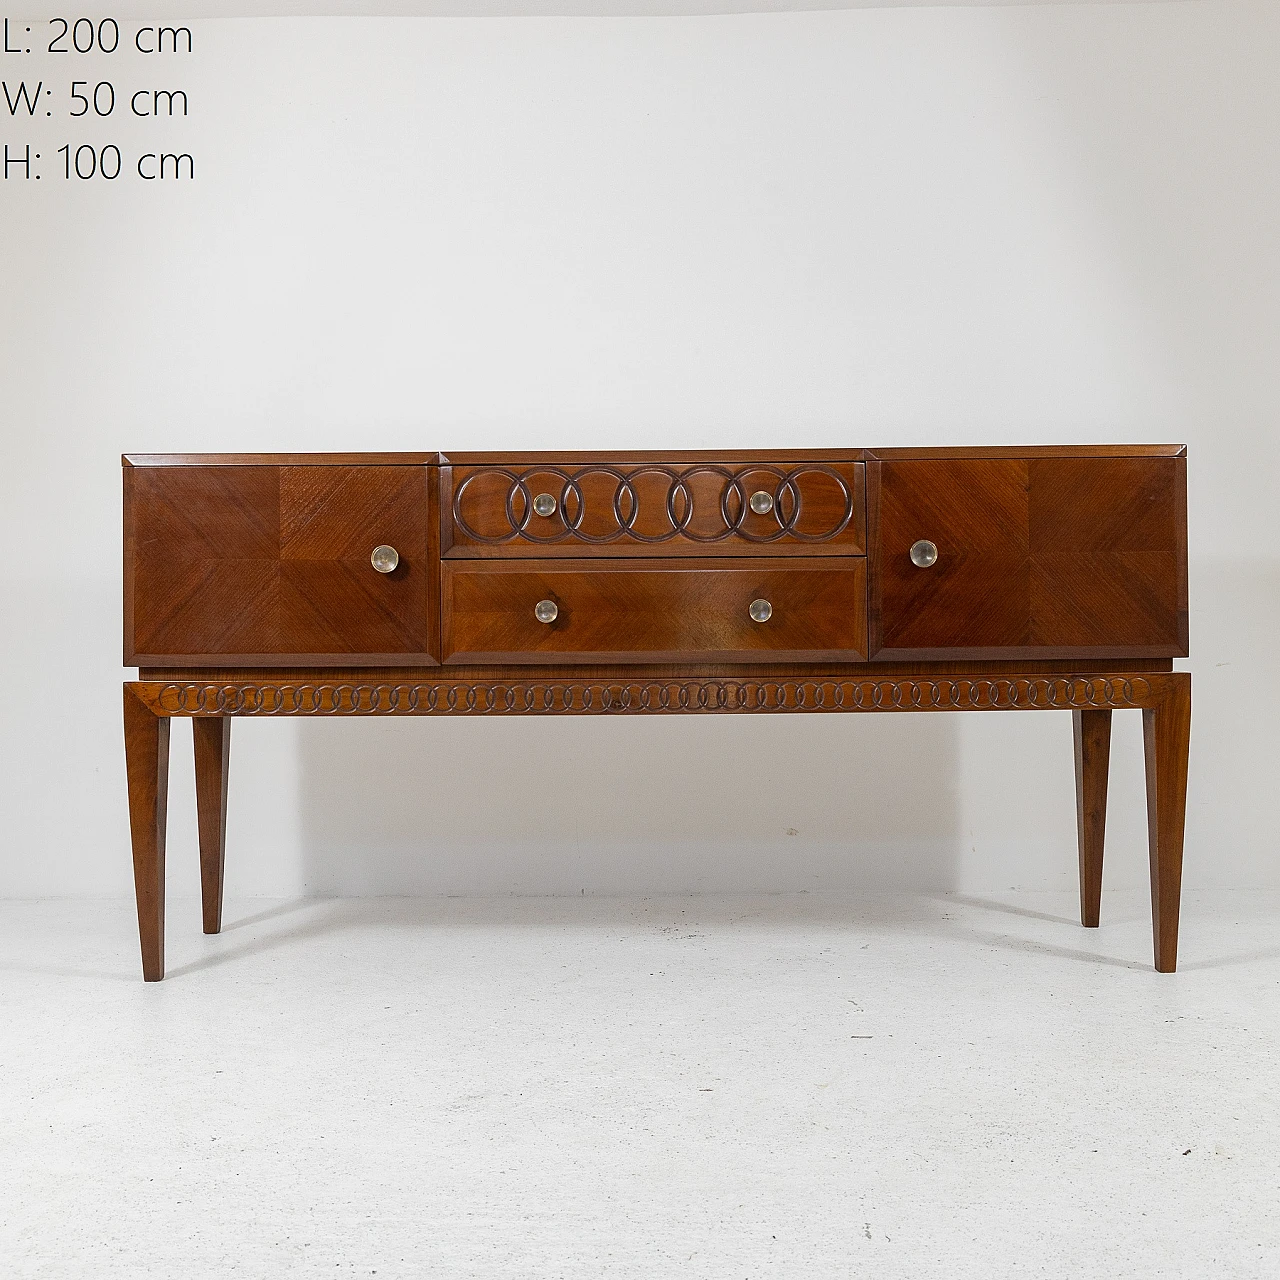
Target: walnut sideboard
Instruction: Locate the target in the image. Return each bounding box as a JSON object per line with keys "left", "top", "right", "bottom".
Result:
{"left": 122, "top": 447, "right": 1190, "bottom": 980}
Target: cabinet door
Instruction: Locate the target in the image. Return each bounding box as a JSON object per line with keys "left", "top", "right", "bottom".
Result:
{"left": 126, "top": 464, "right": 437, "bottom": 665}
{"left": 868, "top": 457, "right": 1187, "bottom": 659}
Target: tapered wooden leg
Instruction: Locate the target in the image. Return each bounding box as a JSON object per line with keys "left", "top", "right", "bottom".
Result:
{"left": 1073, "top": 709, "right": 1112, "bottom": 928}
{"left": 124, "top": 686, "right": 171, "bottom": 981}
{"left": 194, "top": 717, "right": 231, "bottom": 935}
{"left": 1143, "top": 675, "right": 1191, "bottom": 973}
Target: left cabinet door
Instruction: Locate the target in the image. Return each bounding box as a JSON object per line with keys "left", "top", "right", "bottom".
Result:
{"left": 125, "top": 464, "right": 438, "bottom": 665}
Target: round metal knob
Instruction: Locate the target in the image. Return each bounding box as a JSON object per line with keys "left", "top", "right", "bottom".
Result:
{"left": 909, "top": 539, "right": 939, "bottom": 568}
{"left": 749, "top": 598, "right": 773, "bottom": 623}
{"left": 370, "top": 545, "right": 400, "bottom": 574}
{"left": 534, "top": 599, "right": 559, "bottom": 624}
{"left": 749, "top": 490, "right": 775, "bottom": 516}
{"left": 532, "top": 492, "right": 557, "bottom": 518}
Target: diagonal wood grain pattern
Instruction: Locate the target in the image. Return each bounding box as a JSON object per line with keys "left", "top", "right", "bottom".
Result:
{"left": 875, "top": 459, "right": 1031, "bottom": 651}
{"left": 128, "top": 465, "right": 433, "bottom": 662}
{"left": 872, "top": 457, "right": 1186, "bottom": 658}
{"left": 125, "top": 450, "right": 1188, "bottom": 665}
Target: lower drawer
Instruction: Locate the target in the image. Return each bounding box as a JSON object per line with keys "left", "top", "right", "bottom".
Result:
{"left": 442, "top": 559, "right": 867, "bottom": 663}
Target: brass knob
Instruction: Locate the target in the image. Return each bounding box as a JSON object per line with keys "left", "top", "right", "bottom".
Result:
{"left": 749, "top": 598, "right": 773, "bottom": 623}
{"left": 534, "top": 599, "right": 559, "bottom": 624}
{"left": 370, "top": 545, "right": 399, "bottom": 574}
{"left": 909, "top": 539, "right": 938, "bottom": 568}
{"left": 749, "top": 490, "right": 775, "bottom": 515}
{"left": 532, "top": 492, "right": 557, "bottom": 518}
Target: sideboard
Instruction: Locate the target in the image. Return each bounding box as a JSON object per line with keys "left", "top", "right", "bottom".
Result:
{"left": 122, "top": 446, "right": 1190, "bottom": 979}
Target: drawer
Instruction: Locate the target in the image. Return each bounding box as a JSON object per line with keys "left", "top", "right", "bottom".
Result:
{"left": 442, "top": 559, "right": 867, "bottom": 663}
{"left": 125, "top": 464, "right": 437, "bottom": 665}
{"left": 442, "top": 460, "right": 865, "bottom": 557}
{"left": 869, "top": 456, "right": 1187, "bottom": 659}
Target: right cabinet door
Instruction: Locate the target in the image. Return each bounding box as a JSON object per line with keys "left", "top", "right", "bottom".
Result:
{"left": 868, "top": 456, "right": 1188, "bottom": 660}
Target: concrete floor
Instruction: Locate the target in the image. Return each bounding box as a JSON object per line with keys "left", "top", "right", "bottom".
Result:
{"left": 1, "top": 891, "right": 1278, "bottom": 1279}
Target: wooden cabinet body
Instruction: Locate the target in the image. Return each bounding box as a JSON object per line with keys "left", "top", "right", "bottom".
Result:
{"left": 122, "top": 446, "right": 1192, "bottom": 978}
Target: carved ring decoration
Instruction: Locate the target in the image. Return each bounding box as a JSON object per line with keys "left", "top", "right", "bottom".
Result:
{"left": 139, "top": 675, "right": 1156, "bottom": 718}
{"left": 451, "top": 464, "right": 856, "bottom": 545}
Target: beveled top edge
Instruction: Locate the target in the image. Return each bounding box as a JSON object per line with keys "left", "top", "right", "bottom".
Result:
{"left": 122, "top": 445, "right": 1187, "bottom": 467}
{"left": 443, "top": 445, "right": 1186, "bottom": 464}
{"left": 863, "top": 444, "right": 1186, "bottom": 460}
{"left": 122, "top": 452, "right": 444, "bottom": 467}
{"left": 441, "top": 449, "right": 866, "bottom": 464}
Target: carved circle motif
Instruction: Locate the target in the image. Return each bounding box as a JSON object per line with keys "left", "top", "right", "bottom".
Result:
{"left": 452, "top": 465, "right": 855, "bottom": 545}
{"left": 145, "top": 676, "right": 1154, "bottom": 718}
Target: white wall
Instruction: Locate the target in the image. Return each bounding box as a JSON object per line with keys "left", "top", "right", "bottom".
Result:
{"left": 1, "top": 1, "right": 1277, "bottom": 901}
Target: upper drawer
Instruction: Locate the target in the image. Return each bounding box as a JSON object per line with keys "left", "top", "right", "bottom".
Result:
{"left": 125, "top": 464, "right": 437, "bottom": 665}
{"left": 869, "top": 456, "right": 1188, "bottom": 660}
{"left": 442, "top": 461, "right": 865, "bottom": 557}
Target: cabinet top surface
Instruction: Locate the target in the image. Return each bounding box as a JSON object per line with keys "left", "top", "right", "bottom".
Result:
{"left": 122, "top": 445, "right": 1187, "bottom": 467}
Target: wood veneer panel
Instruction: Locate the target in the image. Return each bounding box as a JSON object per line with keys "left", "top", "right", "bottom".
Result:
{"left": 442, "top": 559, "right": 867, "bottom": 664}
{"left": 869, "top": 457, "right": 1187, "bottom": 660}
{"left": 874, "top": 458, "right": 1031, "bottom": 653}
{"left": 127, "top": 464, "right": 438, "bottom": 665}
{"left": 1028, "top": 456, "right": 1186, "bottom": 653}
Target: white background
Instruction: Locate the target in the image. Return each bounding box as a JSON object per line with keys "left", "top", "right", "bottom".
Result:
{"left": 1, "top": 0, "right": 1276, "bottom": 902}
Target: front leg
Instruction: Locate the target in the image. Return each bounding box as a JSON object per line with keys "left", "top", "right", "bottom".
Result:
{"left": 1143, "top": 675, "right": 1191, "bottom": 973}
{"left": 124, "top": 686, "right": 171, "bottom": 981}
